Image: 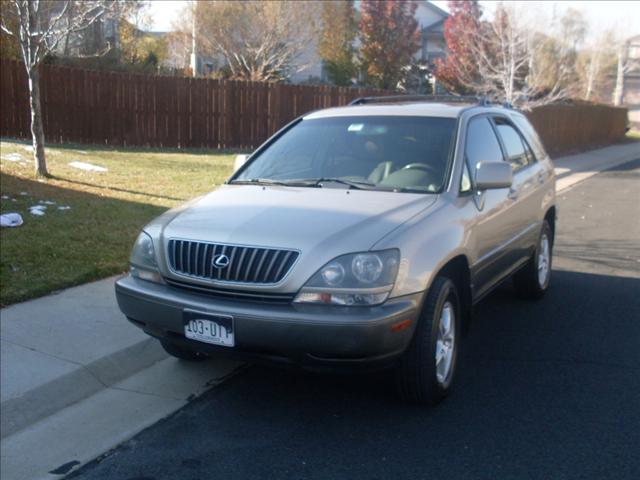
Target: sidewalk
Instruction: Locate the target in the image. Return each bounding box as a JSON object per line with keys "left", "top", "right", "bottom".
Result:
{"left": 552, "top": 141, "right": 639, "bottom": 192}
{"left": 0, "top": 140, "right": 638, "bottom": 479}
{"left": 1, "top": 276, "right": 242, "bottom": 479}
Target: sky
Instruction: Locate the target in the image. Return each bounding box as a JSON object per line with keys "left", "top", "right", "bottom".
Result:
{"left": 147, "top": 0, "right": 640, "bottom": 38}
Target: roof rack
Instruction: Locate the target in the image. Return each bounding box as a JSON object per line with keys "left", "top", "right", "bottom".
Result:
{"left": 348, "top": 94, "right": 497, "bottom": 107}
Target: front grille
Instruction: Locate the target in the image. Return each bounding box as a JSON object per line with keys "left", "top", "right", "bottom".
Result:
{"left": 167, "top": 239, "right": 299, "bottom": 285}
{"left": 165, "top": 278, "right": 295, "bottom": 305}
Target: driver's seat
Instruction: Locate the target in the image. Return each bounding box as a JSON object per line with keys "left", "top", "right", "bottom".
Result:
{"left": 368, "top": 161, "right": 393, "bottom": 184}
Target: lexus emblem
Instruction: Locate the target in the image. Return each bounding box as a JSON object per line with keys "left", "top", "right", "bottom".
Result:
{"left": 212, "top": 254, "right": 230, "bottom": 269}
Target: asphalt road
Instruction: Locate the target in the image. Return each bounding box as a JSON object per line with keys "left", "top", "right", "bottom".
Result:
{"left": 71, "top": 160, "right": 640, "bottom": 480}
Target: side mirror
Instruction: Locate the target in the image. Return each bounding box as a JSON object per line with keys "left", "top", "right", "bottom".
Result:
{"left": 233, "top": 154, "right": 250, "bottom": 173}
{"left": 475, "top": 161, "right": 512, "bottom": 190}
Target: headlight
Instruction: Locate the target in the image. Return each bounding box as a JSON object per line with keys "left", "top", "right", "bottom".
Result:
{"left": 130, "top": 231, "right": 162, "bottom": 283}
{"left": 294, "top": 249, "right": 399, "bottom": 306}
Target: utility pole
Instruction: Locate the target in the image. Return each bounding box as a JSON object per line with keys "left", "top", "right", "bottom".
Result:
{"left": 190, "top": 0, "right": 198, "bottom": 76}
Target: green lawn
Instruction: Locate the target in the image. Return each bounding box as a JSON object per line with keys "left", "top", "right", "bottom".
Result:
{"left": 0, "top": 139, "right": 236, "bottom": 306}
{"left": 627, "top": 130, "right": 640, "bottom": 140}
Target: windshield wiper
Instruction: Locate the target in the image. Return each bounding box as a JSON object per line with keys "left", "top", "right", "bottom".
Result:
{"left": 298, "top": 178, "right": 378, "bottom": 190}
{"left": 230, "top": 177, "right": 382, "bottom": 190}
{"left": 229, "top": 178, "right": 294, "bottom": 186}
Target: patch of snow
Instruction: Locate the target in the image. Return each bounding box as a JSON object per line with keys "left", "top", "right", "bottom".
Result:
{"left": 28, "top": 205, "right": 46, "bottom": 216}
{"left": 0, "top": 213, "right": 23, "bottom": 228}
{"left": 19, "top": 191, "right": 29, "bottom": 196}
{"left": 57, "top": 206, "right": 71, "bottom": 211}
{"left": 73, "top": 150, "right": 88, "bottom": 154}
{"left": 68, "top": 161, "right": 108, "bottom": 172}
{"left": 1, "top": 153, "right": 23, "bottom": 162}
{"left": 1, "top": 195, "right": 10, "bottom": 200}
{"left": 38, "top": 200, "right": 57, "bottom": 205}
{"left": 23, "top": 145, "right": 33, "bottom": 152}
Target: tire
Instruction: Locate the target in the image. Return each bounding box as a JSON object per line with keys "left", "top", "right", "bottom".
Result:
{"left": 395, "top": 277, "right": 461, "bottom": 405}
{"left": 160, "top": 339, "right": 207, "bottom": 361}
{"left": 513, "top": 220, "right": 553, "bottom": 299}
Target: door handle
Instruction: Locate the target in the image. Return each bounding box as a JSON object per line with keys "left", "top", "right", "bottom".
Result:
{"left": 508, "top": 188, "right": 518, "bottom": 200}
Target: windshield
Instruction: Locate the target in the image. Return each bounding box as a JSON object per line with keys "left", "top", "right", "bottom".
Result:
{"left": 233, "top": 116, "right": 457, "bottom": 193}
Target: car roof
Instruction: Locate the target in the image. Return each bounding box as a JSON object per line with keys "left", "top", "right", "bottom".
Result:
{"left": 304, "top": 102, "right": 469, "bottom": 120}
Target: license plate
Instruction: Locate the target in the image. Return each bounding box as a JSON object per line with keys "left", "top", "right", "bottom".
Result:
{"left": 183, "top": 310, "right": 234, "bottom": 347}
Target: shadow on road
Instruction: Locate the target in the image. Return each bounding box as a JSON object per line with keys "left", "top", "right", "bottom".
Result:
{"left": 71, "top": 269, "right": 640, "bottom": 480}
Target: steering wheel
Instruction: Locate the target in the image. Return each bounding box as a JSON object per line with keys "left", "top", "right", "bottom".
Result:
{"left": 401, "top": 163, "right": 438, "bottom": 174}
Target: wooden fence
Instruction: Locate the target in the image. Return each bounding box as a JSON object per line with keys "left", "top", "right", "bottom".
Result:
{"left": 1, "top": 59, "right": 628, "bottom": 153}
{"left": 525, "top": 103, "right": 628, "bottom": 154}
{"left": 0, "top": 59, "right": 388, "bottom": 150}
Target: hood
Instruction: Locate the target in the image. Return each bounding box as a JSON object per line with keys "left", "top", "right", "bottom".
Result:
{"left": 159, "top": 185, "right": 437, "bottom": 289}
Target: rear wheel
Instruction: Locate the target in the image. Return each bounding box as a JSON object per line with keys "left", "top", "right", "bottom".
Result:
{"left": 395, "top": 277, "right": 461, "bottom": 405}
{"left": 513, "top": 220, "right": 553, "bottom": 299}
{"left": 160, "top": 339, "right": 207, "bottom": 361}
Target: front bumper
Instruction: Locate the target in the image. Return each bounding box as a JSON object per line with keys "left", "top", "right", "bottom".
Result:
{"left": 115, "top": 275, "right": 423, "bottom": 371}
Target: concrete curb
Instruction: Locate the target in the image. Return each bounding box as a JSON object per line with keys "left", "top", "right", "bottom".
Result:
{"left": 0, "top": 277, "right": 245, "bottom": 480}
{"left": 0, "top": 276, "right": 169, "bottom": 439}
{"left": 1, "top": 358, "right": 246, "bottom": 480}
{"left": 0, "top": 337, "right": 166, "bottom": 439}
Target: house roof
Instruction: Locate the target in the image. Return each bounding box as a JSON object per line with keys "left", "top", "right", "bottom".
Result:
{"left": 422, "top": 1, "right": 449, "bottom": 19}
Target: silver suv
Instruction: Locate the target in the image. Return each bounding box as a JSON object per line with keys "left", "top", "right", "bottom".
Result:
{"left": 116, "top": 96, "right": 556, "bottom": 405}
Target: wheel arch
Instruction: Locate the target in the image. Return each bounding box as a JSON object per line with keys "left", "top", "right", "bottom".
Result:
{"left": 431, "top": 254, "right": 472, "bottom": 334}
{"left": 544, "top": 205, "right": 556, "bottom": 242}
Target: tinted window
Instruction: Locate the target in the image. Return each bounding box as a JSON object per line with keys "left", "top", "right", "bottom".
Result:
{"left": 494, "top": 118, "right": 529, "bottom": 170}
{"left": 465, "top": 117, "right": 504, "bottom": 168}
{"left": 512, "top": 115, "right": 546, "bottom": 160}
{"left": 236, "top": 116, "right": 457, "bottom": 193}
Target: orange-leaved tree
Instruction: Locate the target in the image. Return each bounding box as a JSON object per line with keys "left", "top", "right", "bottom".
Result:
{"left": 359, "top": 0, "right": 420, "bottom": 90}
{"left": 434, "top": 0, "right": 483, "bottom": 95}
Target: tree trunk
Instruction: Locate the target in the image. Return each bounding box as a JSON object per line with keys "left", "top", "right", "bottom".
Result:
{"left": 584, "top": 52, "right": 598, "bottom": 101}
{"left": 27, "top": 66, "right": 49, "bottom": 177}
{"left": 612, "top": 45, "right": 626, "bottom": 106}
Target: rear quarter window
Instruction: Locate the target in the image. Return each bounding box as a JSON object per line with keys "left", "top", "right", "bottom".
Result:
{"left": 511, "top": 115, "right": 547, "bottom": 160}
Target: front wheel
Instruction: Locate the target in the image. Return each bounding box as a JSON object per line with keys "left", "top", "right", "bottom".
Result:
{"left": 395, "top": 277, "right": 461, "bottom": 405}
{"left": 513, "top": 220, "right": 553, "bottom": 299}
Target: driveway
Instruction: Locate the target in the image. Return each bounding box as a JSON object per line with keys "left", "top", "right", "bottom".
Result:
{"left": 71, "top": 159, "right": 640, "bottom": 480}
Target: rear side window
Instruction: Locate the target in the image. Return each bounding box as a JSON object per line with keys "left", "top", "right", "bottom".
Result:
{"left": 465, "top": 117, "right": 504, "bottom": 168}
{"left": 494, "top": 118, "right": 531, "bottom": 171}
{"left": 511, "top": 115, "right": 547, "bottom": 160}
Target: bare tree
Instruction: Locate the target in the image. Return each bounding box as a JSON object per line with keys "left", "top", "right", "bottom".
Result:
{"left": 451, "top": 4, "right": 568, "bottom": 109}
{"left": 1, "top": 1, "right": 115, "bottom": 177}
{"left": 181, "top": 1, "right": 320, "bottom": 82}
{"left": 612, "top": 39, "right": 631, "bottom": 106}
{"left": 579, "top": 30, "right": 616, "bottom": 102}
{"left": 584, "top": 48, "right": 601, "bottom": 101}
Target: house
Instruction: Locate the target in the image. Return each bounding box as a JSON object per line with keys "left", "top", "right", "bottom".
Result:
{"left": 415, "top": 0, "right": 449, "bottom": 66}
{"left": 159, "top": 0, "right": 449, "bottom": 85}
{"left": 41, "top": 2, "right": 121, "bottom": 57}
{"left": 289, "top": 0, "right": 449, "bottom": 85}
